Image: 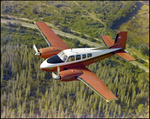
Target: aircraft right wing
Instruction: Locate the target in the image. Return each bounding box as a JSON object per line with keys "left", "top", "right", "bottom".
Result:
{"left": 36, "top": 22, "right": 70, "bottom": 50}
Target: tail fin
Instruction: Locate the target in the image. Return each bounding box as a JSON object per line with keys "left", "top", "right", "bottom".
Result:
{"left": 113, "top": 31, "right": 127, "bottom": 49}
{"left": 101, "top": 31, "right": 127, "bottom": 49}
{"left": 101, "top": 31, "right": 136, "bottom": 61}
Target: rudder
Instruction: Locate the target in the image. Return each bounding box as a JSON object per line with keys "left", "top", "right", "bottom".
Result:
{"left": 112, "top": 31, "right": 127, "bottom": 49}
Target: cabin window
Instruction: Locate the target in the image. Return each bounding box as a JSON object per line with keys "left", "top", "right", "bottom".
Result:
{"left": 67, "top": 55, "right": 75, "bottom": 62}
{"left": 82, "top": 54, "right": 86, "bottom": 59}
{"left": 87, "top": 53, "right": 92, "bottom": 58}
{"left": 76, "top": 55, "right": 81, "bottom": 60}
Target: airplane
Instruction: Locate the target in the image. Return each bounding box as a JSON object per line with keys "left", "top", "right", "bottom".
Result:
{"left": 33, "top": 22, "right": 136, "bottom": 102}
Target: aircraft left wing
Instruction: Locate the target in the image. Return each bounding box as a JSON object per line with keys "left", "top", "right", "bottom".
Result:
{"left": 72, "top": 66, "right": 118, "bottom": 102}
{"left": 36, "top": 22, "right": 70, "bottom": 50}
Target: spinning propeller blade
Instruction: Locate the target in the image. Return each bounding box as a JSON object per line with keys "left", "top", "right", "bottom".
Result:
{"left": 33, "top": 44, "right": 40, "bottom": 55}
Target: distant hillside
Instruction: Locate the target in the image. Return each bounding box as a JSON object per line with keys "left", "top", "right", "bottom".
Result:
{"left": 117, "top": 1, "right": 149, "bottom": 46}
{"left": 1, "top": 1, "right": 136, "bottom": 37}
{"left": 116, "top": 1, "right": 149, "bottom": 63}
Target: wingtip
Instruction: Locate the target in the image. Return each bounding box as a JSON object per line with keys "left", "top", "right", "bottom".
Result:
{"left": 106, "top": 98, "right": 118, "bottom": 102}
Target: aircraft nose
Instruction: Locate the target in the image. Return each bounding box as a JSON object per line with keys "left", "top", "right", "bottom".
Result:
{"left": 40, "top": 60, "right": 48, "bottom": 70}
{"left": 40, "top": 59, "right": 54, "bottom": 71}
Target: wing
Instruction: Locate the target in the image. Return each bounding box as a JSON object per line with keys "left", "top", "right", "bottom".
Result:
{"left": 70, "top": 66, "right": 118, "bottom": 102}
{"left": 36, "top": 22, "right": 70, "bottom": 50}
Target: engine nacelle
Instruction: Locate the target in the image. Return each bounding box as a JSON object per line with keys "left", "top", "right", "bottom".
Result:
{"left": 59, "top": 69, "right": 83, "bottom": 82}
{"left": 39, "top": 47, "right": 62, "bottom": 58}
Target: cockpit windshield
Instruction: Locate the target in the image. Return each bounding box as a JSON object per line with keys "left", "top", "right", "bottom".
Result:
{"left": 47, "top": 55, "right": 64, "bottom": 64}
{"left": 57, "top": 51, "right": 67, "bottom": 61}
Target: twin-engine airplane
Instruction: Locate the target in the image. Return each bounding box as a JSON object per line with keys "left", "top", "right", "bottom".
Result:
{"left": 33, "top": 22, "right": 136, "bottom": 102}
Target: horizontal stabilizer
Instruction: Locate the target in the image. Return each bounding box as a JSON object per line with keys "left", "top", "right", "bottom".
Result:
{"left": 101, "top": 35, "right": 114, "bottom": 46}
{"left": 113, "top": 50, "right": 136, "bottom": 61}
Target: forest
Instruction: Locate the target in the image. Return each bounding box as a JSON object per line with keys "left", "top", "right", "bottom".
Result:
{"left": 1, "top": 1, "right": 149, "bottom": 118}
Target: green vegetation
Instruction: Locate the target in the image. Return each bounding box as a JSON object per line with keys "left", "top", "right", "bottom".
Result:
{"left": 1, "top": 23, "right": 87, "bottom": 49}
{"left": 117, "top": 1, "right": 149, "bottom": 64}
{"left": 1, "top": 22, "right": 47, "bottom": 48}
{"left": 1, "top": 1, "right": 149, "bottom": 118}
{"left": 1, "top": 1, "right": 136, "bottom": 37}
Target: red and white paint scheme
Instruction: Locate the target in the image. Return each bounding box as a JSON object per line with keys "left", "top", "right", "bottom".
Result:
{"left": 33, "top": 22, "right": 136, "bottom": 102}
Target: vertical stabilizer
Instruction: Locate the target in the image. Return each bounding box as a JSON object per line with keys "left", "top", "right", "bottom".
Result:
{"left": 112, "top": 31, "right": 127, "bottom": 49}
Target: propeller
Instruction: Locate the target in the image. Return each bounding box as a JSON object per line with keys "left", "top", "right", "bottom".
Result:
{"left": 52, "top": 66, "right": 60, "bottom": 80}
{"left": 33, "top": 44, "right": 40, "bottom": 55}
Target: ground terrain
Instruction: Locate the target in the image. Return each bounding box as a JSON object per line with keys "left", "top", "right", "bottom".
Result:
{"left": 1, "top": 1, "right": 149, "bottom": 118}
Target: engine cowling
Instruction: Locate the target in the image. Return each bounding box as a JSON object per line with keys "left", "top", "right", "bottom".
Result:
{"left": 59, "top": 69, "right": 83, "bottom": 82}
{"left": 39, "top": 47, "right": 62, "bottom": 58}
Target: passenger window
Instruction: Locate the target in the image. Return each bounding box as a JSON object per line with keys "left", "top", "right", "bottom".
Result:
{"left": 87, "top": 53, "right": 92, "bottom": 58}
{"left": 82, "top": 54, "right": 86, "bottom": 59}
{"left": 67, "top": 55, "right": 75, "bottom": 62}
{"left": 76, "top": 55, "right": 81, "bottom": 60}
